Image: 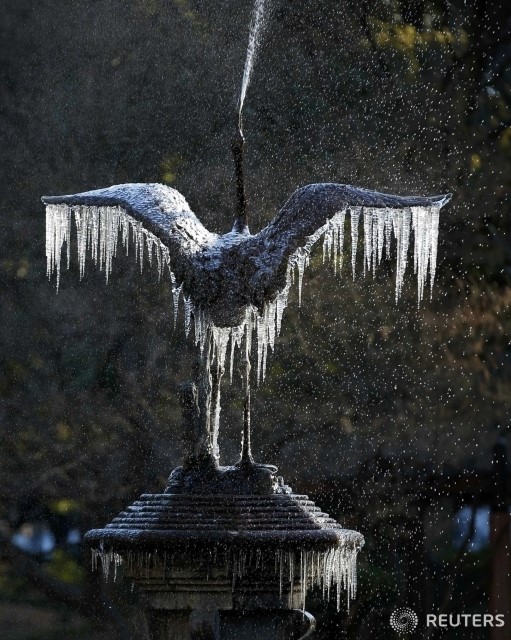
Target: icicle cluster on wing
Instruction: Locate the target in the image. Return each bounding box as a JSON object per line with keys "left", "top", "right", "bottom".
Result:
{"left": 44, "top": 182, "right": 450, "bottom": 384}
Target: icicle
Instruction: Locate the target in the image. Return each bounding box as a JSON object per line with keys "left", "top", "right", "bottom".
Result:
{"left": 66, "top": 207, "right": 72, "bottom": 269}
{"left": 267, "top": 301, "right": 276, "bottom": 352}
{"left": 91, "top": 541, "right": 360, "bottom": 612}
{"left": 46, "top": 204, "right": 72, "bottom": 291}
{"left": 90, "top": 207, "right": 99, "bottom": 266}
{"left": 155, "top": 239, "right": 162, "bottom": 280}
{"left": 384, "top": 209, "right": 393, "bottom": 259}
{"left": 350, "top": 207, "right": 360, "bottom": 279}
{"left": 371, "top": 209, "right": 379, "bottom": 275}
{"left": 45, "top": 206, "right": 52, "bottom": 279}
{"left": 428, "top": 205, "right": 440, "bottom": 295}
{"left": 393, "top": 207, "right": 411, "bottom": 302}
{"left": 121, "top": 212, "right": 129, "bottom": 254}
{"left": 256, "top": 310, "right": 266, "bottom": 384}
{"left": 137, "top": 223, "right": 145, "bottom": 272}
{"left": 146, "top": 234, "right": 154, "bottom": 268}
{"left": 75, "top": 206, "right": 87, "bottom": 279}
{"left": 301, "top": 549, "right": 308, "bottom": 611}
{"left": 293, "top": 248, "right": 308, "bottom": 307}
{"left": 377, "top": 208, "right": 385, "bottom": 266}
{"left": 183, "top": 295, "right": 192, "bottom": 337}
{"left": 172, "top": 283, "right": 182, "bottom": 328}
{"left": 363, "top": 208, "right": 372, "bottom": 275}
{"left": 335, "top": 210, "right": 346, "bottom": 272}
{"left": 411, "top": 205, "right": 438, "bottom": 305}
{"left": 322, "top": 220, "right": 331, "bottom": 263}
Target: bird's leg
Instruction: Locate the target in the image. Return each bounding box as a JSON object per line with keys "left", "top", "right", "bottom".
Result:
{"left": 210, "top": 358, "right": 225, "bottom": 463}
{"left": 180, "top": 359, "right": 218, "bottom": 472}
{"left": 239, "top": 355, "right": 254, "bottom": 465}
{"left": 236, "top": 336, "right": 277, "bottom": 474}
{"left": 179, "top": 380, "right": 201, "bottom": 465}
{"left": 231, "top": 118, "right": 249, "bottom": 234}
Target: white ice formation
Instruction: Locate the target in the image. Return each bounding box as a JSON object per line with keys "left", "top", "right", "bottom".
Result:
{"left": 92, "top": 537, "right": 360, "bottom": 612}
{"left": 46, "top": 200, "right": 441, "bottom": 383}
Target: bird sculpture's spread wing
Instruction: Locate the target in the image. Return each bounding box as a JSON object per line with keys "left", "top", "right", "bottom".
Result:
{"left": 243, "top": 182, "right": 452, "bottom": 308}
{"left": 43, "top": 183, "right": 216, "bottom": 289}
{"left": 260, "top": 183, "right": 450, "bottom": 247}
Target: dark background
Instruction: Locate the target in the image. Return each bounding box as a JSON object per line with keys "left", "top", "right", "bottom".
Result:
{"left": 1, "top": 0, "right": 510, "bottom": 638}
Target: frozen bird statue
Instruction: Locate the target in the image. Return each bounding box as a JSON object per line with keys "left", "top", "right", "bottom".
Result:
{"left": 43, "top": 131, "right": 451, "bottom": 492}
{"left": 42, "top": 0, "right": 451, "bottom": 492}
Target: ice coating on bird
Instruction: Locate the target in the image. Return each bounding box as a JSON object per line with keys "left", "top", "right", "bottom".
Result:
{"left": 44, "top": 182, "right": 449, "bottom": 386}
{"left": 44, "top": 182, "right": 451, "bottom": 500}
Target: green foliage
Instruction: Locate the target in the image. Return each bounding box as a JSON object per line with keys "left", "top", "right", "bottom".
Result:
{"left": 45, "top": 551, "right": 83, "bottom": 585}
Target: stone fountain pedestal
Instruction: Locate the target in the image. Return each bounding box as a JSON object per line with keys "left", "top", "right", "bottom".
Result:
{"left": 85, "top": 489, "right": 363, "bottom": 640}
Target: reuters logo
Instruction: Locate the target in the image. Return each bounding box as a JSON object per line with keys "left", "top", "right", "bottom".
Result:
{"left": 390, "top": 607, "right": 418, "bottom": 633}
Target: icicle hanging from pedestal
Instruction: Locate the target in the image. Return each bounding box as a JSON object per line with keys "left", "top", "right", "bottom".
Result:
{"left": 91, "top": 539, "right": 361, "bottom": 612}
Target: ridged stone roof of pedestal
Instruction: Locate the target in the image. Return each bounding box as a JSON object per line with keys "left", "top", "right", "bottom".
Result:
{"left": 84, "top": 493, "right": 364, "bottom": 551}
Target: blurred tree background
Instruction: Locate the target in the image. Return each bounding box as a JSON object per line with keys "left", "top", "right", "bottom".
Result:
{"left": 0, "top": 0, "right": 510, "bottom": 638}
